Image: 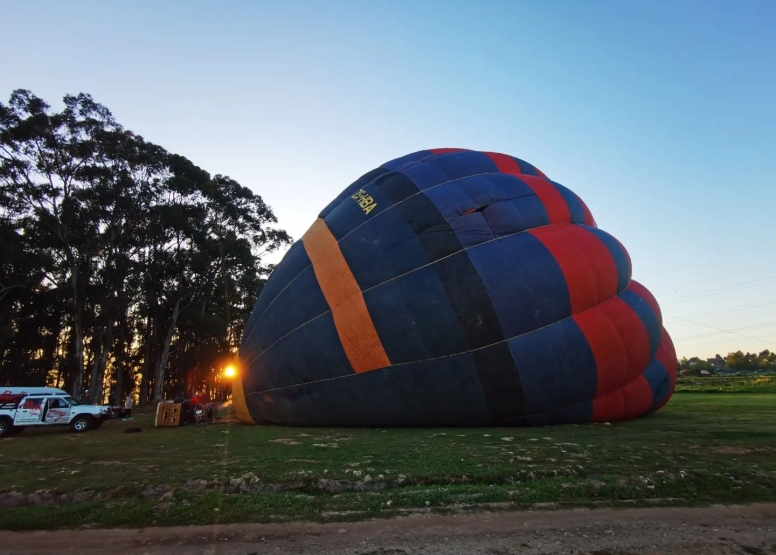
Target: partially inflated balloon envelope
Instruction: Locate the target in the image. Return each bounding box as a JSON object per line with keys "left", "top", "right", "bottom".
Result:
{"left": 235, "top": 149, "right": 677, "bottom": 426}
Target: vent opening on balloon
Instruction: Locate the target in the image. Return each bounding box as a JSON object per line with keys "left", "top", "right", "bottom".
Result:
{"left": 462, "top": 206, "right": 488, "bottom": 215}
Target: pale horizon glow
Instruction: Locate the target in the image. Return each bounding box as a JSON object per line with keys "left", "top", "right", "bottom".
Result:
{"left": 2, "top": 0, "right": 775, "bottom": 359}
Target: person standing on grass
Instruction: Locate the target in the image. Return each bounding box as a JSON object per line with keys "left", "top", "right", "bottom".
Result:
{"left": 123, "top": 395, "right": 133, "bottom": 421}
{"left": 80, "top": 389, "right": 92, "bottom": 405}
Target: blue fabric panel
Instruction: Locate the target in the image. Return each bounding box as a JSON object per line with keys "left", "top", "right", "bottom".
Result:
{"left": 619, "top": 289, "right": 662, "bottom": 358}
{"left": 582, "top": 226, "right": 632, "bottom": 293}
{"left": 323, "top": 179, "right": 395, "bottom": 241}
{"left": 338, "top": 206, "right": 429, "bottom": 289}
{"left": 466, "top": 233, "right": 571, "bottom": 340}
{"left": 399, "top": 160, "right": 450, "bottom": 190}
{"left": 508, "top": 318, "right": 598, "bottom": 416}
{"left": 400, "top": 151, "right": 499, "bottom": 191}
{"left": 552, "top": 181, "right": 585, "bottom": 224}
{"left": 245, "top": 352, "right": 493, "bottom": 426}
{"left": 276, "top": 239, "right": 313, "bottom": 285}
{"left": 381, "top": 150, "right": 435, "bottom": 171}
{"left": 430, "top": 151, "right": 499, "bottom": 182}
{"left": 481, "top": 195, "right": 550, "bottom": 237}
{"left": 240, "top": 241, "right": 312, "bottom": 353}
{"left": 457, "top": 174, "right": 515, "bottom": 206}
{"left": 491, "top": 174, "right": 538, "bottom": 199}
{"left": 643, "top": 358, "right": 671, "bottom": 411}
{"left": 422, "top": 181, "right": 474, "bottom": 219}
{"left": 513, "top": 157, "right": 544, "bottom": 177}
{"left": 249, "top": 265, "right": 330, "bottom": 355}
{"left": 448, "top": 211, "right": 494, "bottom": 248}
{"left": 319, "top": 167, "right": 389, "bottom": 218}
{"left": 245, "top": 311, "right": 353, "bottom": 393}
{"left": 421, "top": 174, "right": 540, "bottom": 218}
{"left": 364, "top": 265, "right": 469, "bottom": 364}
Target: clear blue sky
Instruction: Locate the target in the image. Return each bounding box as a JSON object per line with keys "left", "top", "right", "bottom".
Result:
{"left": 3, "top": 0, "right": 775, "bottom": 359}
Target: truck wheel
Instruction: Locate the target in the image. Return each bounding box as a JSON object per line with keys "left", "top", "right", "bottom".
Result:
{"left": 70, "top": 415, "right": 94, "bottom": 433}
{"left": 0, "top": 417, "right": 12, "bottom": 439}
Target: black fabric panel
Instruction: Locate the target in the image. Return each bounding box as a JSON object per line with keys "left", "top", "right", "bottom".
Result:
{"left": 376, "top": 173, "right": 518, "bottom": 421}
{"left": 433, "top": 251, "right": 505, "bottom": 350}
{"left": 374, "top": 171, "right": 420, "bottom": 205}
{"left": 471, "top": 342, "right": 527, "bottom": 421}
{"left": 402, "top": 194, "right": 464, "bottom": 261}
{"left": 375, "top": 171, "right": 463, "bottom": 263}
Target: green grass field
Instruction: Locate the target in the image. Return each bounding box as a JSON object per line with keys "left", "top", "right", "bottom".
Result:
{"left": 1, "top": 390, "right": 775, "bottom": 531}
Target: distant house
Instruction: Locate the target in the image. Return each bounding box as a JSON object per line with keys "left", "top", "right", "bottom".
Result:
{"left": 707, "top": 354, "right": 727, "bottom": 371}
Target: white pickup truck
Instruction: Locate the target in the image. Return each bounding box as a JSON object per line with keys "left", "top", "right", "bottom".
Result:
{"left": 0, "top": 387, "right": 117, "bottom": 438}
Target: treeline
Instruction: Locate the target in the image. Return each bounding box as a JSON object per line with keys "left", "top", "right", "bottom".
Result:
{"left": 0, "top": 89, "right": 290, "bottom": 404}
{"left": 679, "top": 350, "right": 776, "bottom": 372}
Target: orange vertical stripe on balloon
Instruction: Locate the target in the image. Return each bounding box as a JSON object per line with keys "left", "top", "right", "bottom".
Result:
{"left": 230, "top": 370, "right": 256, "bottom": 425}
{"left": 302, "top": 218, "right": 391, "bottom": 373}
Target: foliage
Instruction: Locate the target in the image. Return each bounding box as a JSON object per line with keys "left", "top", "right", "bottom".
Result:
{"left": 0, "top": 393, "right": 775, "bottom": 529}
{"left": 678, "top": 350, "right": 776, "bottom": 373}
{"left": 726, "top": 349, "right": 776, "bottom": 370}
{"left": 0, "top": 89, "right": 291, "bottom": 402}
{"left": 676, "top": 373, "right": 776, "bottom": 393}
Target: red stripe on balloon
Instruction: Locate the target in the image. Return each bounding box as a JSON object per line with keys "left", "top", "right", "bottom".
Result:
{"left": 592, "top": 390, "right": 624, "bottom": 422}
{"left": 431, "top": 148, "right": 467, "bottom": 155}
{"left": 574, "top": 304, "right": 628, "bottom": 399}
{"left": 574, "top": 296, "right": 651, "bottom": 404}
{"left": 519, "top": 175, "right": 570, "bottom": 224}
{"left": 621, "top": 375, "right": 654, "bottom": 419}
{"left": 600, "top": 298, "right": 652, "bottom": 386}
{"left": 530, "top": 224, "right": 618, "bottom": 314}
{"left": 484, "top": 151, "right": 550, "bottom": 180}
{"left": 592, "top": 375, "right": 653, "bottom": 422}
{"left": 484, "top": 152, "right": 523, "bottom": 174}
{"left": 484, "top": 153, "right": 568, "bottom": 223}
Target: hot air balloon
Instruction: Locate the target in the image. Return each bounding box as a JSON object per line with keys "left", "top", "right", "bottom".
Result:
{"left": 234, "top": 149, "right": 677, "bottom": 426}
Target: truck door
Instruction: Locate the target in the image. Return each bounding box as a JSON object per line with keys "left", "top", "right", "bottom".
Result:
{"left": 14, "top": 397, "right": 47, "bottom": 425}
{"left": 44, "top": 397, "right": 72, "bottom": 424}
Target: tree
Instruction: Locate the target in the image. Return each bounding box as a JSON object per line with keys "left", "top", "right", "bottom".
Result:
{"left": 0, "top": 89, "right": 290, "bottom": 401}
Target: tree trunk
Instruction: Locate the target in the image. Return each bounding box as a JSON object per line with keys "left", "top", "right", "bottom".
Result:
{"left": 69, "top": 269, "right": 85, "bottom": 398}
{"left": 89, "top": 323, "right": 113, "bottom": 404}
{"left": 153, "top": 298, "right": 181, "bottom": 403}
{"left": 139, "top": 315, "right": 153, "bottom": 405}
{"left": 115, "top": 319, "right": 125, "bottom": 404}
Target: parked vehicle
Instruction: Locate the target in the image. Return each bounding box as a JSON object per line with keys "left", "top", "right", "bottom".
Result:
{"left": 0, "top": 387, "right": 117, "bottom": 438}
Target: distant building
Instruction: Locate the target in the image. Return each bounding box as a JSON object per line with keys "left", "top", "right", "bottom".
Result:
{"left": 707, "top": 354, "right": 727, "bottom": 371}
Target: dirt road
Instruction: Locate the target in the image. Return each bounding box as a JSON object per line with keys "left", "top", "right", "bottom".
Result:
{"left": 2, "top": 504, "right": 775, "bottom": 555}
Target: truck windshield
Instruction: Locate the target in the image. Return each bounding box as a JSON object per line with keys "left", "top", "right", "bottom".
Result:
{"left": 62, "top": 396, "right": 79, "bottom": 406}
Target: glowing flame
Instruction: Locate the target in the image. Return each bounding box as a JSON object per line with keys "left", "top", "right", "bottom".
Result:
{"left": 224, "top": 365, "right": 237, "bottom": 379}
